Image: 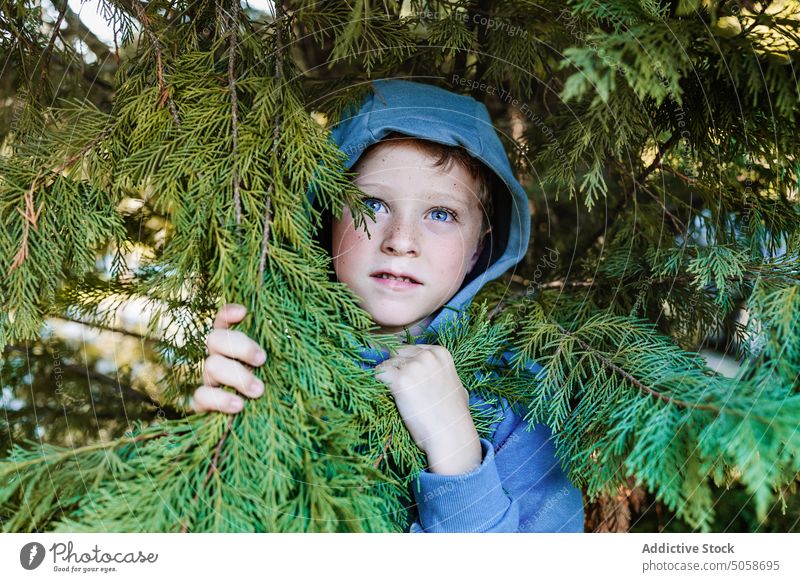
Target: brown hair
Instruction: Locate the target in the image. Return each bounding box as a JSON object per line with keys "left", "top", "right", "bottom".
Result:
{"left": 353, "top": 131, "right": 495, "bottom": 235}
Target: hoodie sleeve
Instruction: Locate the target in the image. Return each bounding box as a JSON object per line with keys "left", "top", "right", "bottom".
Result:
{"left": 409, "top": 437, "right": 518, "bottom": 533}
{"left": 408, "top": 410, "right": 584, "bottom": 533}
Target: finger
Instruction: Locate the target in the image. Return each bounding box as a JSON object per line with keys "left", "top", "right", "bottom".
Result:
{"left": 374, "top": 359, "right": 398, "bottom": 382}
{"left": 203, "top": 354, "right": 264, "bottom": 397}
{"left": 191, "top": 386, "right": 244, "bottom": 414}
{"left": 213, "top": 303, "right": 247, "bottom": 329}
{"left": 389, "top": 344, "right": 425, "bottom": 359}
{"left": 207, "top": 329, "right": 267, "bottom": 366}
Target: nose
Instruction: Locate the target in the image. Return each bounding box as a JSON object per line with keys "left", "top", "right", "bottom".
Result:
{"left": 380, "top": 214, "right": 420, "bottom": 257}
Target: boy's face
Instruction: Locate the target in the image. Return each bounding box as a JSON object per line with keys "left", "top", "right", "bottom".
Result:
{"left": 332, "top": 140, "right": 486, "bottom": 335}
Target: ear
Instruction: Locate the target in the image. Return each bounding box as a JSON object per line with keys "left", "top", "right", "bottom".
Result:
{"left": 467, "top": 226, "right": 492, "bottom": 273}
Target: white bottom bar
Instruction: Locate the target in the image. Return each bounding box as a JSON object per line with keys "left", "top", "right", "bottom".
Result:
{"left": 1, "top": 533, "right": 798, "bottom": 581}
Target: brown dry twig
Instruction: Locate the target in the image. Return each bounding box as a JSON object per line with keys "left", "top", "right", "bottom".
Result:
{"left": 373, "top": 429, "right": 394, "bottom": 469}
{"left": 8, "top": 183, "right": 45, "bottom": 273}
{"left": 7, "top": 132, "right": 108, "bottom": 275}
{"left": 130, "top": 1, "right": 180, "bottom": 125}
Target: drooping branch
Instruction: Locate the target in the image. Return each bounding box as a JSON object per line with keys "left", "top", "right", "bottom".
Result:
{"left": 54, "top": 316, "right": 152, "bottom": 343}
{"left": 660, "top": 164, "right": 696, "bottom": 185}
{"left": 228, "top": 0, "right": 242, "bottom": 229}
{"left": 179, "top": 416, "right": 235, "bottom": 533}
{"left": 640, "top": 131, "right": 682, "bottom": 183}
{"left": 180, "top": 0, "right": 286, "bottom": 532}
{"left": 182, "top": 1, "right": 246, "bottom": 532}
{"left": 2, "top": 430, "right": 167, "bottom": 473}
{"left": 258, "top": 1, "right": 284, "bottom": 283}
{"left": 547, "top": 320, "right": 773, "bottom": 423}
{"left": 6, "top": 130, "right": 108, "bottom": 275}
{"left": 130, "top": 1, "right": 180, "bottom": 126}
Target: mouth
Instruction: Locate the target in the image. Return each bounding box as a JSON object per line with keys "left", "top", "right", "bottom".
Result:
{"left": 369, "top": 270, "right": 423, "bottom": 288}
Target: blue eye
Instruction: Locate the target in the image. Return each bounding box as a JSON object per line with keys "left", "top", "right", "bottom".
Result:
{"left": 362, "top": 198, "right": 384, "bottom": 212}
{"left": 429, "top": 208, "right": 455, "bottom": 222}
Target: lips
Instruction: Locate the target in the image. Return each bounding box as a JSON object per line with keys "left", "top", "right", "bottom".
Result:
{"left": 370, "top": 270, "right": 422, "bottom": 291}
{"left": 369, "top": 270, "right": 422, "bottom": 284}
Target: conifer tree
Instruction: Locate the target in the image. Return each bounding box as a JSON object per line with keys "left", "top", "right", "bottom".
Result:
{"left": 1, "top": 0, "right": 799, "bottom": 532}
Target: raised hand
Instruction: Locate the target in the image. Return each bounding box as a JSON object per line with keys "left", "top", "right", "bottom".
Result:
{"left": 374, "top": 344, "right": 481, "bottom": 475}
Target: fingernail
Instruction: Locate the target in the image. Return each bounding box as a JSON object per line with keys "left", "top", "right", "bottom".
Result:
{"left": 249, "top": 379, "right": 264, "bottom": 397}
{"left": 253, "top": 351, "right": 267, "bottom": 366}
{"left": 228, "top": 398, "right": 244, "bottom": 413}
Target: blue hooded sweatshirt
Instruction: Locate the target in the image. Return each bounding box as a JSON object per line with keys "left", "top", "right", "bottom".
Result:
{"left": 316, "top": 79, "right": 584, "bottom": 533}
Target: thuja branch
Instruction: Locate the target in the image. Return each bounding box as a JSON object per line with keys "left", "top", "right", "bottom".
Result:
{"left": 508, "top": 275, "right": 595, "bottom": 290}
{"left": 179, "top": 415, "right": 236, "bottom": 533}
{"left": 178, "top": 1, "right": 247, "bottom": 530}
{"left": 548, "top": 320, "right": 775, "bottom": 424}
{"left": 373, "top": 429, "right": 394, "bottom": 469}
{"left": 7, "top": 182, "right": 44, "bottom": 273}
{"left": 38, "top": 0, "right": 69, "bottom": 89}
{"left": 5, "top": 430, "right": 167, "bottom": 473}
{"left": 640, "top": 131, "right": 682, "bottom": 183}
{"left": 182, "top": 0, "right": 283, "bottom": 526}
{"left": 258, "top": 1, "right": 284, "bottom": 282}
{"left": 7, "top": 130, "right": 108, "bottom": 274}
{"left": 130, "top": 0, "right": 180, "bottom": 125}
{"left": 530, "top": 268, "right": 800, "bottom": 292}
{"left": 583, "top": 134, "right": 685, "bottom": 252}
{"left": 54, "top": 316, "right": 153, "bottom": 342}
{"left": 227, "top": 0, "right": 242, "bottom": 229}
{"left": 660, "top": 164, "right": 696, "bottom": 185}
{"left": 610, "top": 159, "right": 688, "bottom": 232}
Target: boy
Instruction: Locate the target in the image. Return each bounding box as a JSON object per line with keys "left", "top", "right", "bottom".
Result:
{"left": 190, "top": 79, "right": 584, "bottom": 532}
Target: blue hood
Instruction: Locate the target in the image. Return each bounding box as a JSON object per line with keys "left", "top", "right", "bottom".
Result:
{"left": 314, "top": 79, "right": 531, "bottom": 360}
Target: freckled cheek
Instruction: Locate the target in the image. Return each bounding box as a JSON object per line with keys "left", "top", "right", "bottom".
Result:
{"left": 332, "top": 221, "right": 372, "bottom": 280}
{"left": 430, "top": 237, "right": 473, "bottom": 274}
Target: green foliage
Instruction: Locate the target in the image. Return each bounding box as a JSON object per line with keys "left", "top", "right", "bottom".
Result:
{"left": 501, "top": 300, "right": 800, "bottom": 530}
{"left": 1, "top": 0, "right": 799, "bottom": 532}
